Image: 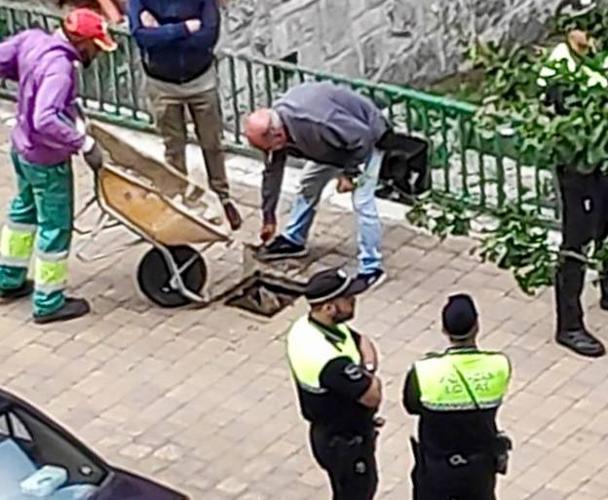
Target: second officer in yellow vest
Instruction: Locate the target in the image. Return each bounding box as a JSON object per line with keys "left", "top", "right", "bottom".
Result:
{"left": 403, "top": 294, "right": 512, "bottom": 500}
{"left": 287, "top": 268, "right": 382, "bottom": 500}
{"left": 538, "top": 29, "right": 608, "bottom": 357}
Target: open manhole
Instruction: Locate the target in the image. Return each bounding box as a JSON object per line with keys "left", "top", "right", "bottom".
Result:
{"left": 224, "top": 273, "right": 305, "bottom": 317}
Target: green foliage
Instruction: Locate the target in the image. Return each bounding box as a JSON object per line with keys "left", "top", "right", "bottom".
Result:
{"left": 407, "top": 196, "right": 608, "bottom": 296}
{"left": 406, "top": 193, "right": 472, "bottom": 241}
{"left": 466, "top": 41, "right": 541, "bottom": 105}
{"left": 552, "top": 5, "right": 608, "bottom": 42}
{"left": 476, "top": 206, "right": 557, "bottom": 295}
{"left": 466, "top": 4, "right": 608, "bottom": 173}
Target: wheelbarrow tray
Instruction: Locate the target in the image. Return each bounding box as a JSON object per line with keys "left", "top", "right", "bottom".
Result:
{"left": 75, "top": 121, "right": 231, "bottom": 308}
{"left": 97, "top": 165, "right": 229, "bottom": 246}
{"left": 90, "top": 121, "right": 202, "bottom": 199}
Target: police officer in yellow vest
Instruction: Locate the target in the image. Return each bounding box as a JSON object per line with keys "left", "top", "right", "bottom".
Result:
{"left": 403, "top": 294, "right": 512, "bottom": 500}
{"left": 538, "top": 29, "right": 608, "bottom": 357}
{"left": 287, "top": 268, "right": 382, "bottom": 500}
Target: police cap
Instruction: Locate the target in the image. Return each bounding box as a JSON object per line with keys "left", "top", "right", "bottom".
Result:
{"left": 442, "top": 294, "right": 478, "bottom": 339}
{"left": 305, "top": 268, "right": 367, "bottom": 305}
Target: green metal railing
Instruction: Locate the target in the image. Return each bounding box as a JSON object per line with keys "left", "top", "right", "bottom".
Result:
{"left": 0, "top": 4, "right": 558, "bottom": 224}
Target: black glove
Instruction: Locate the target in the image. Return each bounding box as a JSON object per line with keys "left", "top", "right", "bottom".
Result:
{"left": 83, "top": 138, "right": 104, "bottom": 171}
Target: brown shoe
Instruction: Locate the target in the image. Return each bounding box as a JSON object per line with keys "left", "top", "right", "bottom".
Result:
{"left": 223, "top": 200, "right": 243, "bottom": 231}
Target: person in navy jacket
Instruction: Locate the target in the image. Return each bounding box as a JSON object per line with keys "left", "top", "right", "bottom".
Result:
{"left": 129, "top": 0, "right": 242, "bottom": 230}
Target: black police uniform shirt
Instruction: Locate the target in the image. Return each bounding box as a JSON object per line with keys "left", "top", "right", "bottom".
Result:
{"left": 296, "top": 318, "right": 375, "bottom": 435}
{"left": 402, "top": 349, "right": 499, "bottom": 457}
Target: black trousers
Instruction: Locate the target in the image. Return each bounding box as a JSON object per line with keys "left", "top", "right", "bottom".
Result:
{"left": 309, "top": 425, "right": 378, "bottom": 500}
{"left": 555, "top": 168, "right": 608, "bottom": 332}
{"left": 412, "top": 453, "right": 496, "bottom": 500}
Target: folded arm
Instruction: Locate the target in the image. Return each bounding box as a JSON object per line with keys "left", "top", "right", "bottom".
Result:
{"left": 181, "top": 0, "right": 221, "bottom": 51}
{"left": 321, "top": 357, "right": 382, "bottom": 410}
{"left": 128, "top": 0, "right": 189, "bottom": 50}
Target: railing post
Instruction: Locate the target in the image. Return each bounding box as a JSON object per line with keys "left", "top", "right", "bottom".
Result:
{"left": 228, "top": 55, "right": 241, "bottom": 144}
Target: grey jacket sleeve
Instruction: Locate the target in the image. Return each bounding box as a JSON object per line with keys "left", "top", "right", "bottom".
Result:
{"left": 261, "top": 149, "right": 287, "bottom": 224}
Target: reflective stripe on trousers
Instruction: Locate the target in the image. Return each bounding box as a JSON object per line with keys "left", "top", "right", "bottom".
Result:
{"left": 34, "top": 252, "right": 69, "bottom": 294}
{"left": 0, "top": 151, "right": 73, "bottom": 316}
{"left": 0, "top": 222, "right": 36, "bottom": 267}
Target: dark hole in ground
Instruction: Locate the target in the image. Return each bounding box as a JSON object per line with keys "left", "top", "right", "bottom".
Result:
{"left": 224, "top": 273, "right": 305, "bottom": 317}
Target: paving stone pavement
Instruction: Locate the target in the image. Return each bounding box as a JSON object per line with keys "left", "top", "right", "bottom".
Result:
{"left": 1, "top": 117, "right": 608, "bottom": 500}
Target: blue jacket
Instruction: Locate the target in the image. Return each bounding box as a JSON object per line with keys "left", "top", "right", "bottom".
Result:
{"left": 128, "top": 0, "right": 220, "bottom": 84}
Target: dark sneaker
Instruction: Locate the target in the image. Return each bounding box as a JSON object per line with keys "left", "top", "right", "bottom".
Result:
{"left": 222, "top": 200, "right": 243, "bottom": 231}
{"left": 355, "top": 269, "right": 386, "bottom": 291}
{"left": 0, "top": 281, "right": 34, "bottom": 302}
{"left": 556, "top": 329, "right": 606, "bottom": 358}
{"left": 33, "top": 298, "right": 91, "bottom": 325}
{"left": 255, "top": 235, "right": 308, "bottom": 261}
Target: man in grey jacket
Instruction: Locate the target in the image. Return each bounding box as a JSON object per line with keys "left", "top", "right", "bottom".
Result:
{"left": 244, "top": 82, "right": 389, "bottom": 288}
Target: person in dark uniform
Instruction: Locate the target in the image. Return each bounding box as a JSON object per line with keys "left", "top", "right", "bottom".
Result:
{"left": 287, "top": 268, "right": 383, "bottom": 500}
{"left": 403, "top": 294, "right": 512, "bottom": 500}
{"left": 538, "top": 27, "right": 608, "bottom": 357}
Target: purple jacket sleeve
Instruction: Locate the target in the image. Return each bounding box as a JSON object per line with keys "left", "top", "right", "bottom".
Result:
{"left": 32, "top": 66, "right": 85, "bottom": 154}
{"left": 0, "top": 32, "right": 26, "bottom": 81}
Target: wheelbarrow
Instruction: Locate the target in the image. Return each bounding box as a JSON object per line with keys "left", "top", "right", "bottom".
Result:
{"left": 73, "top": 122, "right": 231, "bottom": 308}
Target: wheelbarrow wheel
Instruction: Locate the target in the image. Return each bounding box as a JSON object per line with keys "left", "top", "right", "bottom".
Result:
{"left": 137, "top": 245, "right": 207, "bottom": 308}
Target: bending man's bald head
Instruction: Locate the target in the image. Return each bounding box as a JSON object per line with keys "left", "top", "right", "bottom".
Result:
{"left": 244, "top": 108, "right": 286, "bottom": 152}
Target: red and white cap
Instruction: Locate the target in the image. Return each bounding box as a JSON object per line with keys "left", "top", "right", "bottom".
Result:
{"left": 64, "top": 8, "right": 117, "bottom": 52}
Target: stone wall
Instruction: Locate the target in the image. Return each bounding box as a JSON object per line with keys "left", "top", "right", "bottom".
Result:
{"left": 221, "top": 0, "right": 567, "bottom": 86}
{"left": 11, "top": 0, "right": 601, "bottom": 86}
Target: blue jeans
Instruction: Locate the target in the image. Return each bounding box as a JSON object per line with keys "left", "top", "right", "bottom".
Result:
{"left": 283, "top": 149, "right": 384, "bottom": 274}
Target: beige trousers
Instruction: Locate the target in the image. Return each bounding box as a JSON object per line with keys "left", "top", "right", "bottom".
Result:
{"left": 148, "top": 85, "right": 229, "bottom": 201}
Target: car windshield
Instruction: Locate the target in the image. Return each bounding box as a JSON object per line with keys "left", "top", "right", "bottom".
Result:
{"left": 0, "top": 407, "right": 108, "bottom": 499}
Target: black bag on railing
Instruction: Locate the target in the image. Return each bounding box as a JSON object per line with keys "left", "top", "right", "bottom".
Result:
{"left": 376, "top": 131, "right": 430, "bottom": 197}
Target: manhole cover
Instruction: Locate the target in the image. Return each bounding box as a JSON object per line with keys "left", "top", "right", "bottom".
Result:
{"left": 224, "top": 274, "right": 305, "bottom": 317}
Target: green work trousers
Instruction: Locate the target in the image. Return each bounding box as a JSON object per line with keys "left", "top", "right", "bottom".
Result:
{"left": 0, "top": 151, "right": 73, "bottom": 316}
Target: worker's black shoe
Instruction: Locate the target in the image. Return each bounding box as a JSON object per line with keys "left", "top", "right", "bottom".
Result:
{"left": 355, "top": 269, "right": 386, "bottom": 291}
{"left": 33, "top": 298, "right": 91, "bottom": 325}
{"left": 0, "top": 281, "right": 34, "bottom": 302}
{"left": 556, "top": 329, "right": 606, "bottom": 358}
{"left": 255, "top": 235, "right": 308, "bottom": 261}
{"left": 222, "top": 200, "right": 243, "bottom": 231}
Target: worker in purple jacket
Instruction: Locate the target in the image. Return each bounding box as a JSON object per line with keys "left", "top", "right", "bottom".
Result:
{"left": 0, "top": 9, "right": 116, "bottom": 324}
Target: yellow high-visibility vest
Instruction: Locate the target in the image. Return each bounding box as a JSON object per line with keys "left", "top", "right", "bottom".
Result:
{"left": 415, "top": 350, "right": 511, "bottom": 412}
{"left": 287, "top": 316, "right": 361, "bottom": 394}
{"left": 537, "top": 42, "right": 608, "bottom": 89}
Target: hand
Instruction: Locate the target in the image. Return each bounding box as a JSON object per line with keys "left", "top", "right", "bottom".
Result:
{"left": 140, "top": 10, "right": 159, "bottom": 28}
{"left": 83, "top": 139, "right": 104, "bottom": 172}
{"left": 260, "top": 223, "right": 276, "bottom": 243}
{"left": 337, "top": 176, "right": 356, "bottom": 193}
{"left": 360, "top": 335, "right": 379, "bottom": 371}
{"left": 185, "top": 19, "right": 202, "bottom": 34}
